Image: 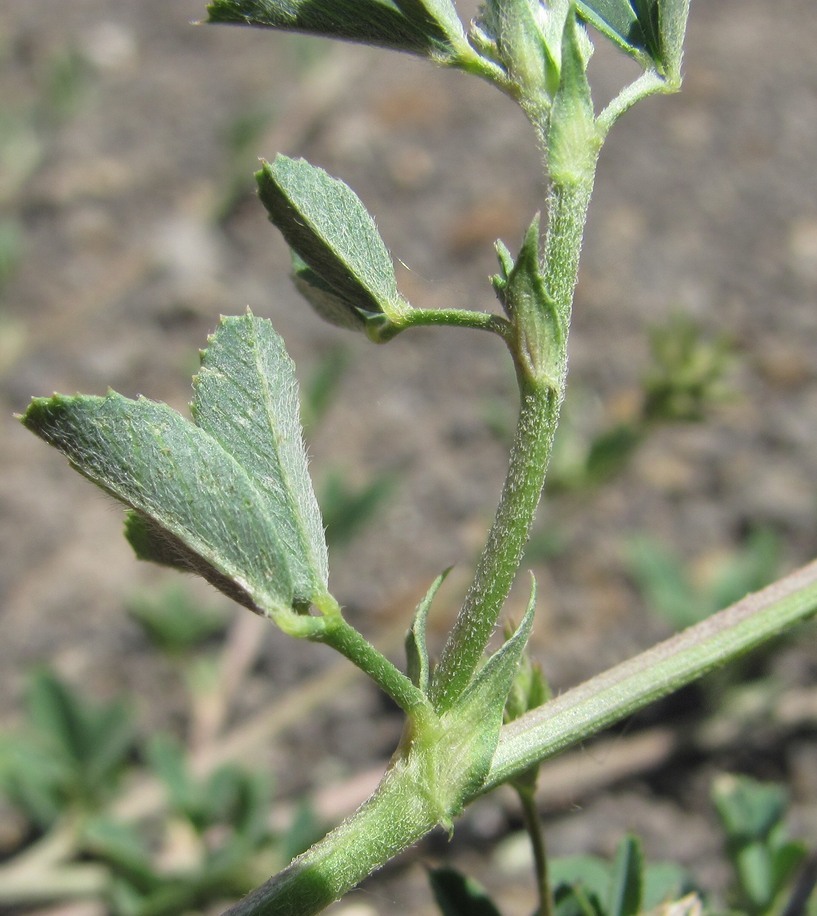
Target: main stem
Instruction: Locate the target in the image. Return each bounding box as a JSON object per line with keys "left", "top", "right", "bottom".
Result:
{"left": 431, "top": 178, "right": 594, "bottom": 711}
{"left": 224, "top": 757, "right": 440, "bottom": 916}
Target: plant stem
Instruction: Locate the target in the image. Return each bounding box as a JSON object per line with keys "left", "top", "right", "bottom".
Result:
{"left": 224, "top": 753, "right": 441, "bottom": 916}
{"left": 484, "top": 557, "right": 817, "bottom": 790}
{"left": 402, "top": 308, "right": 512, "bottom": 340}
{"left": 317, "top": 600, "right": 429, "bottom": 715}
{"left": 223, "top": 559, "right": 817, "bottom": 916}
{"left": 517, "top": 785, "right": 554, "bottom": 916}
{"left": 430, "top": 178, "right": 595, "bottom": 712}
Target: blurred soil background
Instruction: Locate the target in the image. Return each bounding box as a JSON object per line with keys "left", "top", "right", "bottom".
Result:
{"left": 2, "top": 0, "right": 817, "bottom": 912}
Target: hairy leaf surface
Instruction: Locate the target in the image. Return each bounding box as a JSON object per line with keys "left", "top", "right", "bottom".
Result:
{"left": 193, "top": 313, "right": 328, "bottom": 598}
{"left": 576, "top": 0, "right": 687, "bottom": 79}
{"left": 257, "top": 155, "right": 408, "bottom": 328}
{"left": 206, "top": 0, "right": 460, "bottom": 60}
{"left": 22, "top": 314, "right": 329, "bottom": 620}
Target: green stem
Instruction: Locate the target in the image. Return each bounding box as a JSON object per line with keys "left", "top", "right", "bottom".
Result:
{"left": 401, "top": 308, "right": 512, "bottom": 339}
{"left": 430, "top": 179, "right": 594, "bottom": 712}
{"left": 316, "top": 598, "right": 429, "bottom": 715}
{"left": 431, "top": 379, "right": 559, "bottom": 712}
{"left": 224, "top": 752, "right": 441, "bottom": 916}
{"left": 517, "top": 786, "right": 554, "bottom": 916}
{"left": 596, "top": 70, "right": 671, "bottom": 138}
{"left": 225, "top": 559, "right": 817, "bottom": 916}
{"left": 484, "top": 557, "right": 817, "bottom": 790}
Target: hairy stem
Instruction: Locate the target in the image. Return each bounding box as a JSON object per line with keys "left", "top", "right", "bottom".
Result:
{"left": 224, "top": 750, "right": 441, "bottom": 915}
{"left": 225, "top": 559, "right": 817, "bottom": 916}
{"left": 485, "top": 558, "right": 817, "bottom": 789}
{"left": 430, "top": 179, "right": 594, "bottom": 712}
{"left": 316, "top": 597, "right": 429, "bottom": 715}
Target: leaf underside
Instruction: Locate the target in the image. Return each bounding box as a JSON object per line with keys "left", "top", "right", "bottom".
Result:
{"left": 206, "top": 0, "right": 454, "bottom": 57}
{"left": 22, "top": 313, "right": 328, "bottom": 619}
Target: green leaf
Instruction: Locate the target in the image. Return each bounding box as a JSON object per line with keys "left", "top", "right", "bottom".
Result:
{"left": 24, "top": 391, "right": 294, "bottom": 615}
{"left": 551, "top": 855, "right": 613, "bottom": 910}
{"left": 406, "top": 569, "right": 450, "bottom": 694}
{"left": 576, "top": 0, "right": 688, "bottom": 80}
{"left": 575, "top": 0, "right": 655, "bottom": 66}
{"left": 484, "top": 0, "right": 558, "bottom": 104}
{"left": 22, "top": 314, "right": 330, "bottom": 627}
{"left": 658, "top": 0, "right": 690, "bottom": 85}
{"left": 258, "top": 155, "right": 410, "bottom": 340}
{"left": 192, "top": 313, "right": 328, "bottom": 600}
{"left": 427, "top": 865, "right": 503, "bottom": 916}
{"left": 23, "top": 671, "right": 134, "bottom": 806}
{"left": 606, "top": 835, "right": 644, "bottom": 916}
{"left": 713, "top": 774, "right": 789, "bottom": 843}
{"left": 553, "top": 887, "right": 604, "bottom": 916}
{"left": 206, "top": 0, "right": 463, "bottom": 62}
{"left": 291, "top": 252, "right": 366, "bottom": 333}
{"left": 504, "top": 216, "right": 566, "bottom": 384}
{"left": 438, "top": 579, "right": 536, "bottom": 806}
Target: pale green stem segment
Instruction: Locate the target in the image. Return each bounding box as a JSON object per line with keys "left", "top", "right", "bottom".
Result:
{"left": 517, "top": 785, "right": 553, "bottom": 916}
{"left": 430, "top": 179, "right": 595, "bottom": 712}
{"left": 313, "top": 596, "right": 429, "bottom": 716}
{"left": 225, "top": 560, "right": 817, "bottom": 916}
{"left": 399, "top": 307, "right": 511, "bottom": 339}
{"left": 485, "top": 558, "right": 817, "bottom": 789}
{"left": 224, "top": 760, "right": 441, "bottom": 916}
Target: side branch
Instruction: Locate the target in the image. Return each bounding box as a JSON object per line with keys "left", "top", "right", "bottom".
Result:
{"left": 484, "top": 558, "right": 817, "bottom": 790}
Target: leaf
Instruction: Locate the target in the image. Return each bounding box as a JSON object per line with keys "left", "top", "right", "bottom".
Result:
{"left": 606, "top": 835, "right": 644, "bottom": 916}
{"left": 437, "top": 579, "right": 536, "bottom": 806}
{"left": 25, "top": 671, "right": 134, "bottom": 801}
{"left": 427, "top": 866, "right": 503, "bottom": 916}
{"left": 24, "top": 391, "right": 294, "bottom": 613}
{"left": 291, "top": 252, "right": 366, "bottom": 333}
{"left": 406, "top": 569, "right": 450, "bottom": 694}
{"left": 575, "top": 0, "right": 655, "bottom": 66}
{"left": 206, "top": 0, "right": 462, "bottom": 61}
{"left": 658, "top": 0, "right": 689, "bottom": 84}
{"left": 712, "top": 774, "right": 788, "bottom": 843}
{"left": 576, "top": 0, "right": 689, "bottom": 80}
{"left": 257, "top": 156, "right": 410, "bottom": 339}
{"left": 22, "top": 314, "right": 329, "bottom": 624}
{"left": 192, "top": 313, "right": 329, "bottom": 599}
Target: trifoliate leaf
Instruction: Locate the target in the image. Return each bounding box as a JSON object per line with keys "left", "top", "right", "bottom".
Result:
{"left": 257, "top": 156, "right": 410, "bottom": 339}
{"left": 21, "top": 314, "right": 330, "bottom": 627}
{"left": 206, "top": 0, "right": 463, "bottom": 62}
